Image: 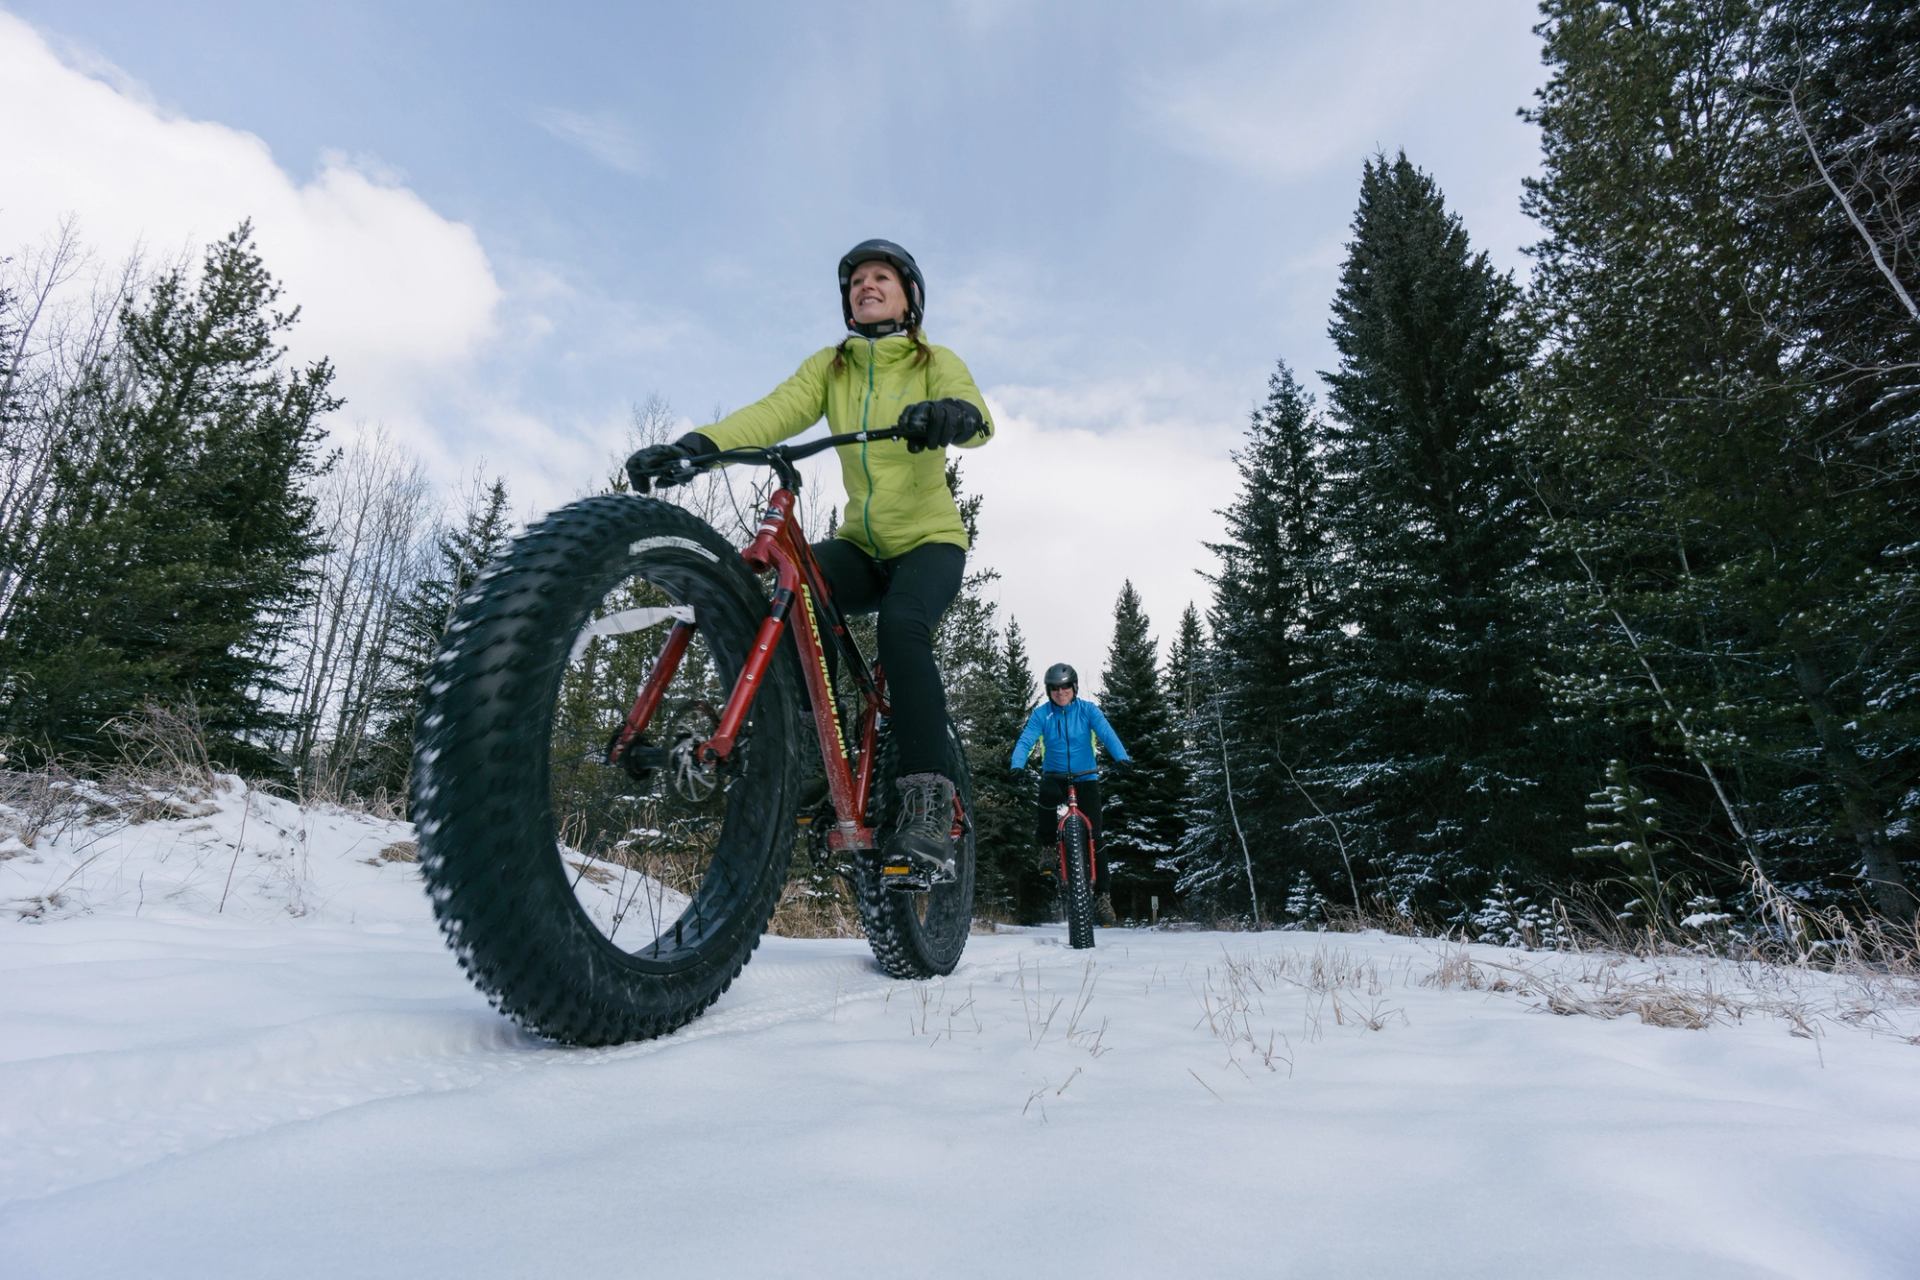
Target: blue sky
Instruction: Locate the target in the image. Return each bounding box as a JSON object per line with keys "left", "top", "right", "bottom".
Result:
{"left": 2, "top": 0, "right": 1548, "bottom": 683}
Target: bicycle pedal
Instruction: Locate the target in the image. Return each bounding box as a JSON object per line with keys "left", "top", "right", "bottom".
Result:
{"left": 878, "top": 858, "right": 955, "bottom": 892}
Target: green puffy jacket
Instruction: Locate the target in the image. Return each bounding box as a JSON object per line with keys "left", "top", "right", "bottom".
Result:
{"left": 698, "top": 333, "right": 993, "bottom": 559}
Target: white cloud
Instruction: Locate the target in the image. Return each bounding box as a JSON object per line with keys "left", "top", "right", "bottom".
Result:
{"left": 533, "top": 107, "right": 648, "bottom": 176}
{"left": 936, "top": 253, "right": 1086, "bottom": 374}
{"left": 963, "top": 386, "right": 1239, "bottom": 686}
{"left": 1137, "top": 4, "right": 1516, "bottom": 182}
{"left": 0, "top": 11, "right": 502, "bottom": 438}
{"left": 947, "top": 0, "right": 1030, "bottom": 35}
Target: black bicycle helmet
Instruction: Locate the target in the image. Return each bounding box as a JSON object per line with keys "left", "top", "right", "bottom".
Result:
{"left": 1044, "top": 662, "right": 1078, "bottom": 693}
{"left": 838, "top": 238, "right": 924, "bottom": 332}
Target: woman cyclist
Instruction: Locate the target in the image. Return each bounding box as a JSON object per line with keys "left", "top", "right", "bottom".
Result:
{"left": 625, "top": 239, "right": 992, "bottom": 877}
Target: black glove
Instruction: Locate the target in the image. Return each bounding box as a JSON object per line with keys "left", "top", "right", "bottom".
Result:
{"left": 625, "top": 433, "right": 715, "bottom": 493}
{"left": 1109, "top": 759, "right": 1136, "bottom": 779}
{"left": 896, "top": 398, "right": 985, "bottom": 453}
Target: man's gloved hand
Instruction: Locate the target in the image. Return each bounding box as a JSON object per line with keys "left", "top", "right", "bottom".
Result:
{"left": 896, "top": 398, "right": 985, "bottom": 453}
{"left": 625, "top": 433, "right": 716, "bottom": 493}
{"left": 1010, "top": 765, "right": 1029, "bottom": 783}
{"left": 1109, "top": 759, "right": 1136, "bottom": 779}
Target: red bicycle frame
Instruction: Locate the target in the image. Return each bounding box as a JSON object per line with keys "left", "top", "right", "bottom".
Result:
{"left": 607, "top": 471, "right": 891, "bottom": 854}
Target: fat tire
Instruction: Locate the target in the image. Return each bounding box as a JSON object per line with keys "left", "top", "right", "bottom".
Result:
{"left": 1062, "top": 814, "right": 1096, "bottom": 950}
{"left": 855, "top": 725, "right": 976, "bottom": 977}
{"left": 411, "top": 494, "right": 799, "bottom": 1046}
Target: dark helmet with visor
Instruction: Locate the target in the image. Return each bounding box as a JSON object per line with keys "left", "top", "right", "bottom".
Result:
{"left": 1044, "top": 662, "right": 1078, "bottom": 694}
{"left": 838, "top": 238, "right": 925, "bottom": 333}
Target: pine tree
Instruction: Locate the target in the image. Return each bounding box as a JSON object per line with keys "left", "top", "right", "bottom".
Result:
{"left": 991, "top": 619, "right": 1055, "bottom": 922}
{"left": 1182, "top": 362, "right": 1335, "bottom": 919}
{"left": 360, "top": 478, "right": 514, "bottom": 799}
{"left": 1468, "top": 877, "right": 1568, "bottom": 951}
{"left": 1317, "top": 153, "right": 1576, "bottom": 914}
{"left": 1282, "top": 869, "right": 1328, "bottom": 930}
{"left": 0, "top": 223, "right": 336, "bottom": 770}
{"left": 1756, "top": 0, "right": 1920, "bottom": 401}
{"left": 1523, "top": 0, "right": 1918, "bottom": 916}
{"left": 1002, "top": 619, "right": 1036, "bottom": 724}
{"left": 1165, "top": 604, "right": 1204, "bottom": 744}
{"left": 1575, "top": 759, "right": 1678, "bottom": 923}
{"left": 1096, "top": 581, "right": 1182, "bottom": 912}
{"left": 929, "top": 459, "right": 1035, "bottom": 919}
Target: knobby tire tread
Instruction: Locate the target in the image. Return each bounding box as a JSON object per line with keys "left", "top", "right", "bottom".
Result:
{"left": 412, "top": 495, "right": 798, "bottom": 1046}
{"left": 855, "top": 726, "right": 976, "bottom": 978}
{"left": 1063, "top": 814, "right": 1095, "bottom": 950}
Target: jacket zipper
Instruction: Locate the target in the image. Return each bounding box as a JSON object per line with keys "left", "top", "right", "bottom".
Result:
{"left": 859, "top": 339, "right": 877, "bottom": 555}
{"left": 1047, "top": 702, "right": 1085, "bottom": 777}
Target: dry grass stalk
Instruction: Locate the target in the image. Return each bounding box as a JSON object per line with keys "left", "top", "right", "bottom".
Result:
{"left": 1420, "top": 944, "right": 1920, "bottom": 1043}
{"left": 767, "top": 876, "right": 863, "bottom": 939}
{"left": 104, "top": 703, "right": 215, "bottom": 801}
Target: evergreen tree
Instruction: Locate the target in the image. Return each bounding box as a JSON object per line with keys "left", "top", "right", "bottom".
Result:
{"left": 991, "top": 619, "right": 1056, "bottom": 922}
{"left": 1165, "top": 604, "right": 1205, "bottom": 738}
{"left": 1523, "top": 0, "right": 1917, "bottom": 916}
{"left": 1282, "top": 869, "right": 1328, "bottom": 930}
{"left": 0, "top": 223, "right": 336, "bottom": 770}
{"left": 929, "top": 460, "right": 1034, "bottom": 919}
{"left": 1575, "top": 759, "right": 1678, "bottom": 923}
{"left": 1756, "top": 0, "right": 1920, "bottom": 402}
{"left": 1096, "top": 581, "right": 1183, "bottom": 911}
{"left": 361, "top": 478, "right": 514, "bottom": 798}
{"left": 1182, "top": 362, "right": 1335, "bottom": 919}
{"left": 1001, "top": 619, "right": 1036, "bottom": 725}
{"left": 1319, "top": 152, "right": 1578, "bottom": 914}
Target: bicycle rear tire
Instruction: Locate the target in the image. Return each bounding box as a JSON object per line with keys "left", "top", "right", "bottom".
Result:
{"left": 1062, "top": 814, "right": 1096, "bottom": 950}
{"left": 855, "top": 725, "right": 976, "bottom": 977}
{"left": 412, "top": 495, "right": 800, "bottom": 1046}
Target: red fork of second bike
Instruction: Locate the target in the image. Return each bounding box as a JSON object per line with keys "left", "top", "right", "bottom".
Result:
{"left": 1057, "top": 784, "right": 1097, "bottom": 886}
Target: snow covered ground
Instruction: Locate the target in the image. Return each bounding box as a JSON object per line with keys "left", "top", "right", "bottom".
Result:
{"left": 4, "top": 776, "right": 1918, "bottom": 1279}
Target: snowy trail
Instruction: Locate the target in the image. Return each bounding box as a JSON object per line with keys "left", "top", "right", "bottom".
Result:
{"left": 0, "top": 918, "right": 1041, "bottom": 1206}
{"left": 5, "top": 786, "right": 1920, "bottom": 1278}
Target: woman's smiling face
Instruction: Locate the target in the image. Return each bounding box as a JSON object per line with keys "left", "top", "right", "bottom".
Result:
{"left": 847, "top": 260, "right": 908, "bottom": 326}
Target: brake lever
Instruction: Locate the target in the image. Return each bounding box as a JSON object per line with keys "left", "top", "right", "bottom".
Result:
{"left": 635, "top": 457, "right": 702, "bottom": 494}
{"left": 657, "top": 457, "right": 700, "bottom": 488}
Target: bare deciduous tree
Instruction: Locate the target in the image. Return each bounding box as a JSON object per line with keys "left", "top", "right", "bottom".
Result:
{"left": 0, "top": 222, "right": 150, "bottom": 629}
{"left": 277, "top": 427, "right": 434, "bottom": 796}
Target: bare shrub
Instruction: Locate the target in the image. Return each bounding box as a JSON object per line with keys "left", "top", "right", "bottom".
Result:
{"left": 104, "top": 702, "right": 215, "bottom": 795}
{"left": 1422, "top": 945, "right": 1490, "bottom": 992}
{"left": 0, "top": 757, "right": 90, "bottom": 847}
{"left": 1539, "top": 980, "right": 1734, "bottom": 1030}
{"left": 1320, "top": 895, "right": 1455, "bottom": 940}
{"left": 0, "top": 750, "right": 151, "bottom": 851}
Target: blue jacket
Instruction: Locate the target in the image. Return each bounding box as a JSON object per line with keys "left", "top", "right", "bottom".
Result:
{"left": 1010, "top": 697, "right": 1130, "bottom": 780}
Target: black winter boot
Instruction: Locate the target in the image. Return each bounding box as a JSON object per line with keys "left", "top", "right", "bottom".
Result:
{"left": 1037, "top": 842, "right": 1060, "bottom": 878}
{"left": 879, "top": 773, "right": 957, "bottom": 890}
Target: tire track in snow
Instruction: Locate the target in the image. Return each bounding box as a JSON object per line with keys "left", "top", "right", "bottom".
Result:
{"left": 0, "top": 937, "right": 1036, "bottom": 1203}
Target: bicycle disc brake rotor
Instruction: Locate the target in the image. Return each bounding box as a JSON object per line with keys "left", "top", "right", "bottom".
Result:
{"left": 665, "top": 699, "right": 724, "bottom": 803}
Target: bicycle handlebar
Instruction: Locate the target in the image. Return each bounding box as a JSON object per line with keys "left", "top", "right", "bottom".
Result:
{"left": 641, "top": 427, "right": 913, "bottom": 492}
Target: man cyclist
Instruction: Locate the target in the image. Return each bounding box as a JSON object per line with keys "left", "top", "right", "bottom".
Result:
{"left": 1009, "top": 663, "right": 1131, "bottom": 895}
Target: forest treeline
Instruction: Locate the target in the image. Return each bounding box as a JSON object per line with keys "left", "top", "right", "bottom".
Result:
{"left": 3, "top": 1, "right": 1913, "bottom": 933}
